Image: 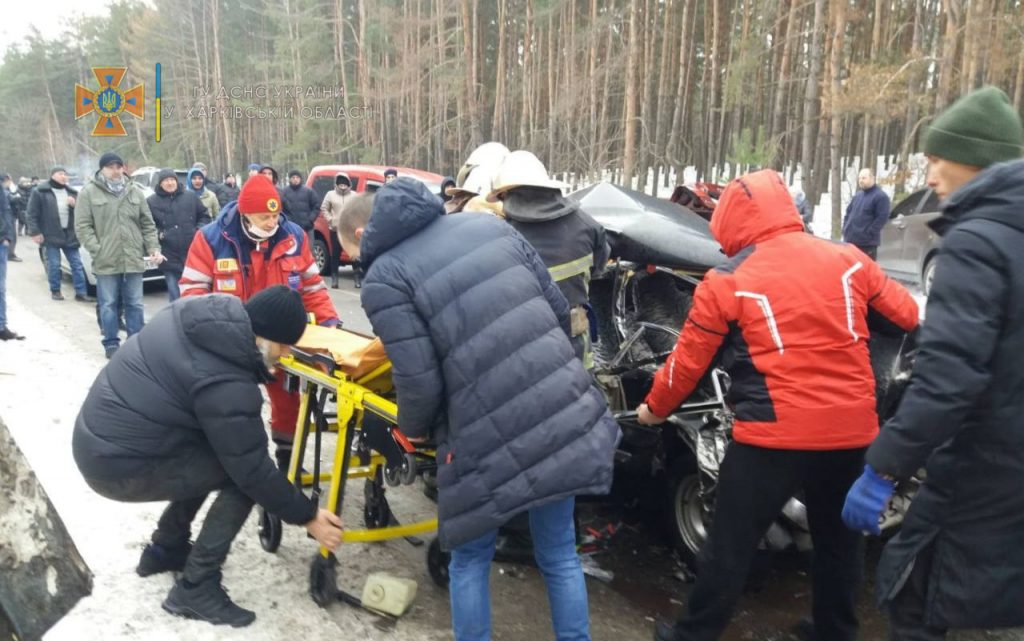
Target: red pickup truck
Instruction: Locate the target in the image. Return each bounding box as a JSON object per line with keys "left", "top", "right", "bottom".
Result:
{"left": 305, "top": 165, "right": 446, "bottom": 273}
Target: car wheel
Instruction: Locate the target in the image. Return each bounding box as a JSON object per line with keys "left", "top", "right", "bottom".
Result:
{"left": 665, "top": 457, "right": 713, "bottom": 567}
{"left": 922, "top": 257, "right": 936, "bottom": 296}
{"left": 312, "top": 236, "right": 329, "bottom": 274}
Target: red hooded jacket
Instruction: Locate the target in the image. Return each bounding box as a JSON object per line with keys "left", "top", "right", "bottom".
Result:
{"left": 645, "top": 170, "right": 919, "bottom": 450}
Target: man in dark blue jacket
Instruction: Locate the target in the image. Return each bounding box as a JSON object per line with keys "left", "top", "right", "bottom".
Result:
{"left": 0, "top": 179, "right": 23, "bottom": 340}
{"left": 339, "top": 180, "right": 620, "bottom": 641}
{"left": 841, "top": 169, "right": 890, "bottom": 258}
{"left": 72, "top": 287, "right": 343, "bottom": 627}
{"left": 281, "top": 170, "right": 320, "bottom": 233}
{"left": 843, "top": 86, "right": 1024, "bottom": 641}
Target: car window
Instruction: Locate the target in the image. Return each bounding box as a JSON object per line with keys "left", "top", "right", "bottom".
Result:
{"left": 365, "top": 181, "right": 382, "bottom": 193}
{"left": 312, "top": 176, "right": 334, "bottom": 201}
{"left": 890, "top": 189, "right": 928, "bottom": 219}
{"left": 916, "top": 189, "right": 940, "bottom": 215}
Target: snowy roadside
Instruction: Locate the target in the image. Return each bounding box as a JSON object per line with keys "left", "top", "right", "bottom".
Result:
{"left": 0, "top": 293, "right": 371, "bottom": 641}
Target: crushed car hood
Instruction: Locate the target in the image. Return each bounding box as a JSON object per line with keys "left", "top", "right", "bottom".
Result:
{"left": 569, "top": 182, "right": 725, "bottom": 271}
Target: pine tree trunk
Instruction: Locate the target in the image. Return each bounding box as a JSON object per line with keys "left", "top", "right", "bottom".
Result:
{"left": 802, "top": 0, "right": 826, "bottom": 204}
{"left": 829, "top": 0, "right": 846, "bottom": 240}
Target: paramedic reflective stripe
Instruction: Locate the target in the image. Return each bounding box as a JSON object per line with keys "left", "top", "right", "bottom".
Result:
{"left": 547, "top": 254, "right": 593, "bottom": 283}
{"left": 180, "top": 282, "right": 211, "bottom": 294}
{"left": 182, "top": 266, "right": 213, "bottom": 283}
{"left": 302, "top": 264, "right": 321, "bottom": 279}
{"left": 302, "top": 281, "right": 327, "bottom": 294}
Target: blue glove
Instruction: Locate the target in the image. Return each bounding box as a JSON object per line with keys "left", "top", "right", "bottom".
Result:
{"left": 842, "top": 465, "right": 895, "bottom": 535}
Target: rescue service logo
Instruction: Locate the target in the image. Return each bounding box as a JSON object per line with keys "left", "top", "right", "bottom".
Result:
{"left": 75, "top": 67, "right": 144, "bottom": 137}
{"left": 267, "top": 199, "right": 280, "bottom": 213}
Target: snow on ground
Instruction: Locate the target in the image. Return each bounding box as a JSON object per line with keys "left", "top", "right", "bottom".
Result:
{"left": 0, "top": 295, "right": 372, "bottom": 641}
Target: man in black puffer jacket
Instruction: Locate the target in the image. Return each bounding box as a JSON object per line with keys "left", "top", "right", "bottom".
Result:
{"left": 27, "top": 167, "right": 92, "bottom": 301}
{"left": 281, "top": 170, "right": 320, "bottom": 233}
{"left": 147, "top": 168, "right": 210, "bottom": 301}
{"left": 338, "top": 179, "right": 620, "bottom": 641}
{"left": 843, "top": 87, "right": 1024, "bottom": 641}
{"left": 72, "top": 287, "right": 343, "bottom": 628}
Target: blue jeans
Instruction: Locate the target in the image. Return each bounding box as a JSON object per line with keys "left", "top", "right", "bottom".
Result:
{"left": 0, "top": 242, "right": 8, "bottom": 330}
{"left": 163, "top": 270, "right": 182, "bottom": 302}
{"left": 449, "top": 497, "right": 590, "bottom": 641}
{"left": 96, "top": 273, "right": 144, "bottom": 348}
{"left": 45, "top": 245, "right": 88, "bottom": 295}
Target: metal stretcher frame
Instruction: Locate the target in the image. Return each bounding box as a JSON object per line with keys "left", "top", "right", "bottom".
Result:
{"left": 276, "top": 349, "right": 439, "bottom": 553}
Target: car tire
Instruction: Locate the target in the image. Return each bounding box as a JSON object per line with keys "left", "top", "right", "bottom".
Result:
{"left": 922, "top": 257, "right": 936, "bottom": 296}
{"left": 311, "top": 236, "right": 329, "bottom": 274}
{"left": 664, "top": 455, "right": 713, "bottom": 568}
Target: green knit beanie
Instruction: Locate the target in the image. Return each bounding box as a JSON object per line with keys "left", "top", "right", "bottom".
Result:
{"left": 923, "top": 86, "right": 1024, "bottom": 168}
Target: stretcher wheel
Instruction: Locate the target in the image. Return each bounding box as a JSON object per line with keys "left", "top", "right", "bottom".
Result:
{"left": 258, "top": 508, "right": 282, "bottom": 553}
{"left": 363, "top": 479, "right": 392, "bottom": 529}
{"left": 309, "top": 554, "right": 339, "bottom": 607}
{"left": 399, "top": 452, "right": 418, "bottom": 485}
{"left": 427, "top": 537, "right": 450, "bottom": 588}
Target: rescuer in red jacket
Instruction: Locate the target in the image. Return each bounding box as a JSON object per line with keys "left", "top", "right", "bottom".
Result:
{"left": 180, "top": 175, "right": 339, "bottom": 467}
{"left": 638, "top": 169, "right": 920, "bottom": 641}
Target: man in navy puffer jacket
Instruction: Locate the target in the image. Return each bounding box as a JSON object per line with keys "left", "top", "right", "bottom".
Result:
{"left": 338, "top": 179, "right": 620, "bottom": 641}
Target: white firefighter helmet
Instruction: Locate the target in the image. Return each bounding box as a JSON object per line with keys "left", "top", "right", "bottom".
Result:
{"left": 487, "top": 150, "right": 565, "bottom": 202}
{"left": 446, "top": 165, "right": 494, "bottom": 198}
{"left": 456, "top": 141, "right": 510, "bottom": 188}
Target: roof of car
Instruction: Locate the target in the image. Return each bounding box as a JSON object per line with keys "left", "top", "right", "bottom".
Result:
{"left": 308, "top": 164, "right": 444, "bottom": 182}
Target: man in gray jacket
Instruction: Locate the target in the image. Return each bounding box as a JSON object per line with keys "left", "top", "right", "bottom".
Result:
{"left": 75, "top": 152, "right": 164, "bottom": 358}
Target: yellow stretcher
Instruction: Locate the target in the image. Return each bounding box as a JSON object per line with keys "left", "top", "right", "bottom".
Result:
{"left": 254, "top": 326, "right": 445, "bottom": 608}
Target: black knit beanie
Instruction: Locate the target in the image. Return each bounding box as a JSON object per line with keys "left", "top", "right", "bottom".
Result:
{"left": 923, "top": 86, "right": 1024, "bottom": 168}
{"left": 244, "top": 285, "right": 308, "bottom": 344}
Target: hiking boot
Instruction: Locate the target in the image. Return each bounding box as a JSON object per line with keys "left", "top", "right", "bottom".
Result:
{"left": 105, "top": 345, "right": 119, "bottom": 359}
{"left": 137, "top": 542, "right": 192, "bottom": 577}
{"left": 75, "top": 293, "right": 96, "bottom": 303}
{"left": 8, "top": 254, "right": 22, "bottom": 262}
{"left": 0, "top": 328, "right": 25, "bottom": 341}
{"left": 51, "top": 291, "right": 65, "bottom": 301}
{"left": 162, "top": 577, "right": 256, "bottom": 627}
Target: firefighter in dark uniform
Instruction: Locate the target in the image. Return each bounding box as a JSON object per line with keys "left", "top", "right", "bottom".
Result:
{"left": 489, "top": 150, "right": 609, "bottom": 369}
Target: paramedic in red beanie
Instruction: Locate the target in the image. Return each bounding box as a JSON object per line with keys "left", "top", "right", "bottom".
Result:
{"left": 179, "top": 174, "right": 340, "bottom": 468}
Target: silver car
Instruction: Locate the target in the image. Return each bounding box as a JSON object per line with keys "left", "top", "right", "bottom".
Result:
{"left": 877, "top": 188, "right": 942, "bottom": 294}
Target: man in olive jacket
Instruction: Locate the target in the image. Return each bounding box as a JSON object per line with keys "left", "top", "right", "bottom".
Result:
{"left": 73, "top": 287, "right": 343, "bottom": 627}
{"left": 74, "top": 152, "right": 164, "bottom": 358}
{"left": 843, "top": 86, "right": 1024, "bottom": 641}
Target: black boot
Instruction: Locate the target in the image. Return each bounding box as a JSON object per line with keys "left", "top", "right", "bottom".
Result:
{"left": 162, "top": 576, "right": 256, "bottom": 627}
{"left": 137, "top": 541, "right": 192, "bottom": 577}
{"left": 331, "top": 268, "right": 339, "bottom": 289}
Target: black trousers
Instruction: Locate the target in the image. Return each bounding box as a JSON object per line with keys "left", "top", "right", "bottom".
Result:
{"left": 854, "top": 244, "right": 878, "bottom": 260}
{"left": 888, "top": 544, "right": 947, "bottom": 641}
{"left": 670, "top": 442, "right": 865, "bottom": 641}
{"left": 84, "top": 447, "right": 254, "bottom": 584}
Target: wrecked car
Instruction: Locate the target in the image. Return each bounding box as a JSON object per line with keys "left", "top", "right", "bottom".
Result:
{"left": 570, "top": 182, "right": 918, "bottom": 565}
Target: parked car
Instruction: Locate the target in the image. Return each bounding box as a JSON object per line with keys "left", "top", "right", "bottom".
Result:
{"left": 38, "top": 245, "right": 164, "bottom": 296}
{"left": 130, "top": 167, "right": 189, "bottom": 198}
{"left": 877, "top": 188, "right": 942, "bottom": 294}
{"left": 305, "top": 165, "right": 446, "bottom": 273}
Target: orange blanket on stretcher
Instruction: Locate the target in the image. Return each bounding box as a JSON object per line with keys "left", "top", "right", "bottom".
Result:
{"left": 293, "top": 325, "right": 389, "bottom": 379}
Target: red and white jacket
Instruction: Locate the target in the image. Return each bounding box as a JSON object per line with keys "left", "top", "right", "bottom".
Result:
{"left": 179, "top": 204, "right": 338, "bottom": 325}
{"left": 646, "top": 170, "right": 919, "bottom": 450}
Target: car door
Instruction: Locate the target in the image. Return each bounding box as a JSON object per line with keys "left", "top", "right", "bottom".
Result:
{"left": 878, "top": 189, "right": 926, "bottom": 278}
{"left": 900, "top": 189, "right": 941, "bottom": 286}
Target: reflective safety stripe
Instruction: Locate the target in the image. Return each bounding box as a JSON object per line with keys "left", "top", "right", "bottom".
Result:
{"left": 841, "top": 262, "right": 864, "bottom": 342}
{"left": 180, "top": 282, "right": 211, "bottom": 294}
{"left": 182, "top": 266, "right": 213, "bottom": 283}
{"left": 735, "top": 291, "right": 784, "bottom": 355}
{"left": 302, "top": 264, "right": 320, "bottom": 279}
{"left": 548, "top": 253, "right": 593, "bottom": 282}
{"left": 302, "top": 281, "right": 327, "bottom": 294}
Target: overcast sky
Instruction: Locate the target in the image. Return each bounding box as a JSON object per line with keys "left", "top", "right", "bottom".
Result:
{"left": 1, "top": 0, "right": 117, "bottom": 60}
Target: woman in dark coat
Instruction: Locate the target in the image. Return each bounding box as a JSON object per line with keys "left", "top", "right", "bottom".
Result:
{"left": 146, "top": 168, "right": 210, "bottom": 301}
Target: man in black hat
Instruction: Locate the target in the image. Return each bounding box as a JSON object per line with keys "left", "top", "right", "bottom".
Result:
{"left": 383, "top": 167, "right": 398, "bottom": 184}
{"left": 28, "top": 166, "right": 92, "bottom": 301}
{"left": 73, "top": 286, "right": 344, "bottom": 628}
{"left": 281, "top": 169, "right": 320, "bottom": 234}
{"left": 75, "top": 151, "right": 164, "bottom": 359}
